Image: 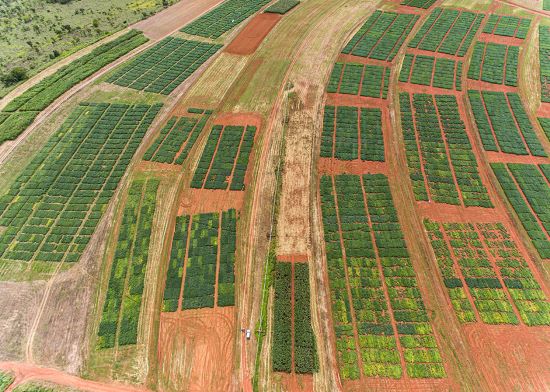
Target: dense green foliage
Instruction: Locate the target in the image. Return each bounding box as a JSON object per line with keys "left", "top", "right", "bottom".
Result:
{"left": 342, "top": 11, "right": 419, "bottom": 62}
{"left": 321, "top": 106, "right": 384, "bottom": 162}
{"left": 409, "top": 8, "right": 483, "bottom": 57}
{"left": 401, "top": 0, "right": 436, "bottom": 9}
{"left": 181, "top": 0, "right": 271, "bottom": 39}
{"left": 272, "top": 262, "right": 292, "bottom": 372}
{"left": 327, "top": 62, "right": 390, "bottom": 98}
{"left": 540, "top": 26, "right": 550, "bottom": 103}
{"left": 400, "top": 54, "right": 462, "bottom": 90}
{"left": 0, "top": 371, "right": 14, "bottom": 392}
{"left": 468, "top": 42, "right": 519, "bottom": 86}
{"left": 191, "top": 124, "right": 256, "bottom": 191}
{"left": 265, "top": 0, "right": 300, "bottom": 14}
{"left": 107, "top": 37, "right": 221, "bottom": 95}
{"left": 0, "top": 102, "right": 162, "bottom": 265}
{"left": 483, "top": 15, "right": 531, "bottom": 39}
{"left": 0, "top": 30, "right": 148, "bottom": 145}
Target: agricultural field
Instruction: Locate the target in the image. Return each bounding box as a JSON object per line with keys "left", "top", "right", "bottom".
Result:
{"left": 482, "top": 15, "right": 531, "bottom": 39}
{"left": 191, "top": 123, "right": 257, "bottom": 191}
{"left": 541, "top": 25, "right": 550, "bottom": 103}
{"left": 265, "top": 0, "right": 301, "bottom": 14}
{"left": 468, "top": 91, "right": 547, "bottom": 156}
{"left": 321, "top": 106, "right": 384, "bottom": 161}
{"left": 107, "top": 37, "right": 222, "bottom": 95}
{"left": 408, "top": 8, "right": 484, "bottom": 57}
{"left": 400, "top": 54, "right": 462, "bottom": 90}
{"left": 143, "top": 109, "right": 212, "bottom": 165}
{"left": 0, "top": 30, "right": 149, "bottom": 144}
{"left": 401, "top": 0, "right": 437, "bottom": 9}
{"left": 491, "top": 163, "right": 550, "bottom": 259}
{"left": 0, "top": 371, "right": 13, "bottom": 392}
{"left": 399, "top": 93, "right": 492, "bottom": 207}
{"left": 342, "top": 11, "right": 419, "bottom": 62}
{"left": 327, "top": 63, "right": 390, "bottom": 98}
{"left": 467, "top": 42, "right": 519, "bottom": 86}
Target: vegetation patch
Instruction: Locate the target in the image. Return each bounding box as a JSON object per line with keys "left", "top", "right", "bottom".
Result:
{"left": 483, "top": 15, "right": 531, "bottom": 39}
{"left": 327, "top": 62, "right": 390, "bottom": 98}
{"left": 540, "top": 26, "right": 550, "bottom": 103}
{"left": 468, "top": 42, "right": 519, "bottom": 86}
{"left": 265, "top": 0, "right": 300, "bottom": 14}
{"left": 400, "top": 54, "right": 462, "bottom": 90}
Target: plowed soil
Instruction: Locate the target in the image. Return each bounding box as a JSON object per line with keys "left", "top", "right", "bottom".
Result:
{"left": 317, "top": 158, "right": 388, "bottom": 175}
{"left": 226, "top": 14, "right": 282, "bottom": 55}
{"left": 157, "top": 307, "right": 236, "bottom": 392}
{"left": 485, "top": 151, "right": 550, "bottom": 164}
{"left": 325, "top": 94, "right": 386, "bottom": 108}
{"left": 416, "top": 202, "right": 504, "bottom": 223}
{"left": 178, "top": 188, "right": 245, "bottom": 215}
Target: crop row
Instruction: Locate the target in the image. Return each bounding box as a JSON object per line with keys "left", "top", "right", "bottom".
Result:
{"left": 162, "top": 210, "right": 237, "bottom": 311}
{"left": 181, "top": 0, "right": 271, "bottom": 39}
{"left": 327, "top": 62, "right": 390, "bottom": 99}
{"left": 265, "top": 0, "right": 300, "bottom": 14}
{"left": 540, "top": 26, "right": 550, "bottom": 103}
{"left": 191, "top": 124, "right": 256, "bottom": 191}
{"left": 143, "top": 109, "right": 212, "bottom": 165}
{"left": 483, "top": 15, "right": 531, "bottom": 39}
{"left": 409, "top": 8, "right": 483, "bottom": 57}
{"left": 272, "top": 262, "right": 318, "bottom": 374}
{"left": 320, "top": 174, "right": 445, "bottom": 380}
{"left": 342, "top": 11, "right": 419, "bottom": 62}
{"left": 468, "top": 91, "right": 547, "bottom": 156}
{"left": 0, "top": 372, "right": 13, "bottom": 392}
{"left": 492, "top": 163, "right": 550, "bottom": 259}
{"left": 400, "top": 54, "right": 462, "bottom": 90}
{"left": 399, "top": 93, "right": 492, "bottom": 207}
{"left": 401, "top": 0, "right": 437, "bottom": 9}
{"left": 0, "top": 30, "right": 148, "bottom": 145}
{"left": 107, "top": 37, "right": 222, "bottom": 95}
{"left": 468, "top": 42, "right": 519, "bottom": 86}
{"left": 0, "top": 102, "right": 162, "bottom": 265}
{"left": 425, "top": 220, "right": 550, "bottom": 325}
{"left": 98, "top": 178, "right": 159, "bottom": 349}
{"left": 321, "top": 106, "right": 384, "bottom": 162}
{"left": 539, "top": 117, "right": 550, "bottom": 141}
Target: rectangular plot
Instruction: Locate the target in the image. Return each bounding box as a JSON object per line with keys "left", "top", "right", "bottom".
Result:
{"left": 400, "top": 54, "right": 459, "bottom": 90}
{"left": 327, "top": 62, "right": 389, "bottom": 99}
{"left": 541, "top": 26, "right": 550, "bottom": 103}
{"left": 483, "top": 15, "right": 531, "bottom": 39}
{"left": 467, "top": 42, "right": 518, "bottom": 86}
{"left": 401, "top": 0, "right": 437, "bottom": 9}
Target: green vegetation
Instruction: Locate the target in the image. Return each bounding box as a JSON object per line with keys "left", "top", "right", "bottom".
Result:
{"left": 400, "top": 54, "right": 462, "bottom": 90}
{"left": 342, "top": 11, "right": 419, "bottom": 62}
{"left": 409, "top": 8, "right": 484, "bottom": 57}
{"left": 98, "top": 178, "right": 159, "bottom": 348}
{"left": 143, "top": 109, "right": 212, "bottom": 165}
{"left": 483, "top": 15, "right": 531, "bottom": 39}
{"left": 107, "top": 37, "right": 222, "bottom": 95}
{"left": 401, "top": 0, "right": 437, "bottom": 9}
{"left": 0, "top": 30, "right": 148, "bottom": 145}
{"left": 321, "top": 106, "right": 384, "bottom": 162}
{"left": 0, "top": 102, "right": 161, "bottom": 267}
{"left": 540, "top": 26, "right": 550, "bottom": 103}
{"left": 181, "top": 0, "right": 271, "bottom": 39}
{"left": 327, "top": 62, "right": 390, "bottom": 98}
{"left": 0, "top": 371, "right": 14, "bottom": 392}
{"left": 265, "top": 0, "right": 300, "bottom": 14}
{"left": 191, "top": 124, "right": 257, "bottom": 191}
{"left": 468, "top": 42, "right": 519, "bottom": 86}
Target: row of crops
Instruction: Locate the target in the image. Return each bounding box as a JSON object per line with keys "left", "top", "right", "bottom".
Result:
{"left": 191, "top": 124, "right": 256, "bottom": 191}
{"left": 162, "top": 210, "right": 237, "bottom": 311}
{"left": 265, "top": 0, "right": 300, "bottom": 14}
{"left": 401, "top": 0, "right": 437, "bottom": 9}
{"left": 0, "top": 372, "right": 13, "bottom": 392}
{"left": 321, "top": 106, "right": 384, "bottom": 162}
{"left": 424, "top": 220, "right": 550, "bottom": 325}
{"left": 483, "top": 15, "right": 531, "bottom": 39}
{"left": 400, "top": 54, "right": 462, "bottom": 90}
{"left": 107, "top": 37, "right": 222, "bottom": 95}
{"left": 272, "top": 262, "right": 318, "bottom": 374}
{"left": 409, "top": 8, "right": 484, "bottom": 57}
{"left": 181, "top": 0, "right": 271, "bottom": 39}
{"left": 0, "top": 102, "right": 162, "bottom": 265}
{"left": 540, "top": 26, "right": 550, "bottom": 103}
{"left": 0, "top": 30, "right": 148, "bottom": 145}
{"left": 491, "top": 163, "right": 550, "bottom": 259}
{"left": 143, "top": 109, "right": 212, "bottom": 165}
{"left": 97, "top": 178, "right": 159, "bottom": 349}
{"left": 342, "top": 11, "right": 419, "bottom": 62}
{"left": 327, "top": 62, "right": 390, "bottom": 98}
{"left": 468, "top": 42, "right": 519, "bottom": 86}
{"left": 320, "top": 174, "right": 445, "bottom": 380}
{"left": 468, "top": 91, "right": 547, "bottom": 157}
{"left": 399, "top": 93, "right": 492, "bottom": 207}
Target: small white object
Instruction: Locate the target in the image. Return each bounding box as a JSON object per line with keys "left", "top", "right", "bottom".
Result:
{"left": 245, "top": 329, "right": 251, "bottom": 340}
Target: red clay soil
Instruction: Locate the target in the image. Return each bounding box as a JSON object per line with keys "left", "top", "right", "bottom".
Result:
{"left": 416, "top": 202, "right": 504, "bottom": 223}
{"left": 398, "top": 83, "right": 460, "bottom": 96}
{"left": 537, "top": 103, "right": 550, "bottom": 118}
{"left": 214, "top": 112, "right": 263, "bottom": 129}
{"left": 0, "top": 362, "right": 148, "bottom": 392}
{"left": 279, "top": 373, "right": 314, "bottom": 392}
{"left": 478, "top": 33, "right": 524, "bottom": 46}
{"left": 325, "top": 94, "right": 385, "bottom": 108}
{"left": 179, "top": 188, "right": 245, "bottom": 214}
{"left": 225, "top": 13, "right": 282, "bottom": 55}
{"left": 317, "top": 158, "right": 388, "bottom": 175}
{"left": 463, "top": 324, "right": 550, "bottom": 391}
{"left": 485, "top": 151, "right": 550, "bottom": 164}
{"left": 406, "top": 48, "right": 460, "bottom": 61}
{"left": 136, "top": 161, "right": 181, "bottom": 172}
{"left": 467, "top": 80, "right": 518, "bottom": 93}
{"left": 276, "top": 254, "right": 309, "bottom": 263}
{"left": 157, "top": 307, "right": 235, "bottom": 392}
{"left": 337, "top": 54, "right": 391, "bottom": 67}
{"left": 343, "top": 378, "right": 451, "bottom": 392}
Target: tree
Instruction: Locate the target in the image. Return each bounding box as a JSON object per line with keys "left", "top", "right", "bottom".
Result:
{"left": 1, "top": 67, "right": 28, "bottom": 86}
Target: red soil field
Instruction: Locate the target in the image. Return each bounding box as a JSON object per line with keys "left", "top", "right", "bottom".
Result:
{"left": 325, "top": 94, "right": 385, "bottom": 108}
{"left": 225, "top": 13, "right": 282, "bottom": 55}
{"left": 406, "top": 48, "right": 460, "bottom": 61}
{"left": 277, "top": 254, "right": 309, "bottom": 263}
{"left": 416, "top": 202, "right": 504, "bottom": 223}
{"left": 398, "top": 83, "right": 460, "bottom": 96}
{"left": 337, "top": 54, "right": 391, "bottom": 67}
{"left": 467, "top": 80, "right": 517, "bottom": 92}
{"left": 214, "top": 112, "right": 263, "bottom": 129}
{"left": 343, "top": 378, "right": 451, "bottom": 392}
{"left": 317, "top": 158, "right": 388, "bottom": 175}
{"left": 537, "top": 103, "right": 550, "bottom": 117}
{"left": 179, "top": 188, "right": 245, "bottom": 215}
{"left": 485, "top": 151, "right": 550, "bottom": 164}
{"left": 478, "top": 33, "right": 523, "bottom": 46}
{"left": 279, "top": 373, "right": 314, "bottom": 392}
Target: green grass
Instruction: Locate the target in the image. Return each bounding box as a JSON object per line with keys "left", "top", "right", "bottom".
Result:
{"left": 265, "top": 0, "right": 300, "bottom": 14}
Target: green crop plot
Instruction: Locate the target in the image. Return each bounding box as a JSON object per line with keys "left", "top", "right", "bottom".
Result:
{"left": 162, "top": 210, "right": 237, "bottom": 312}
{"left": 320, "top": 174, "right": 445, "bottom": 380}
{"left": 327, "top": 62, "right": 390, "bottom": 98}
{"left": 483, "top": 15, "right": 531, "bottom": 39}
{"left": 181, "top": 0, "right": 271, "bottom": 39}
{"left": 492, "top": 163, "right": 550, "bottom": 259}
{"left": 400, "top": 54, "right": 462, "bottom": 90}
{"left": 0, "top": 102, "right": 162, "bottom": 268}
{"left": 342, "top": 11, "right": 419, "bottom": 62}
{"left": 97, "top": 178, "right": 159, "bottom": 349}
{"left": 401, "top": 0, "right": 437, "bottom": 9}
{"left": 425, "top": 220, "right": 550, "bottom": 325}
{"left": 107, "top": 37, "right": 222, "bottom": 95}
{"left": 321, "top": 106, "right": 384, "bottom": 162}
{"left": 409, "top": 8, "right": 484, "bottom": 57}
{"left": 191, "top": 124, "right": 256, "bottom": 191}
{"left": 0, "top": 30, "right": 148, "bottom": 145}
{"left": 0, "top": 371, "right": 14, "bottom": 392}
{"left": 540, "top": 26, "right": 550, "bottom": 103}
{"left": 143, "top": 109, "right": 212, "bottom": 165}
{"left": 468, "top": 42, "right": 519, "bottom": 86}
{"left": 265, "top": 0, "right": 300, "bottom": 14}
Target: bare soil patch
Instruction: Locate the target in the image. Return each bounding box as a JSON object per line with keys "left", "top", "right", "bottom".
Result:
{"left": 537, "top": 103, "right": 550, "bottom": 117}
{"left": 337, "top": 54, "right": 391, "bottom": 67}
{"left": 467, "top": 80, "right": 517, "bottom": 93}
{"left": 416, "top": 202, "right": 503, "bottom": 223}
{"left": 485, "top": 151, "right": 550, "bottom": 164}
{"left": 478, "top": 33, "right": 524, "bottom": 46}
{"left": 226, "top": 14, "right": 282, "bottom": 55}
{"left": 178, "top": 188, "right": 245, "bottom": 215}
{"left": 317, "top": 158, "right": 388, "bottom": 175}
{"left": 343, "top": 378, "right": 451, "bottom": 392}
{"left": 398, "top": 83, "right": 460, "bottom": 96}
{"left": 276, "top": 254, "right": 309, "bottom": 263}
{"left": 326, "top": 94, "right": 386, "bottom": 108}
{"left": 277, "top": 373, "right": 314, "bottom": 392}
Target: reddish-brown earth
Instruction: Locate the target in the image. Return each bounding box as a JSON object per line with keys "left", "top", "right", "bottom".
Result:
{"left": 226, "top": 13, "right": 282, "bottom": 55}
{"left": 178, "top": 188, "right": 245, "bottom": 215}
{"left": 485, "top": 151, "right": 550, "bottom": 164}
{"left": 326, "top": 94, "right": 385, "bottom": 108}
{"left": 317, "top": 158, "right": 388, "bottom": 175}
